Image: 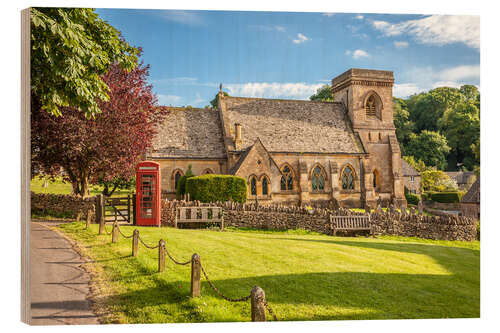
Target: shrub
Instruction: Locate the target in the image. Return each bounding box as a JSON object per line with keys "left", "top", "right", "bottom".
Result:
{"left": 429, "top": 191, "right": 464, "bottom": 203}
{"left": 476, "top": 222, "right": 480, "bottom": 240}
{"left": 405, "top": 192, "right": 420, "bottom": 205}
{"left": 176, "top": 165, "right": 194, "bottom": 199}
{"left": 185, "top": 174, "right": 247, "bottom": 203}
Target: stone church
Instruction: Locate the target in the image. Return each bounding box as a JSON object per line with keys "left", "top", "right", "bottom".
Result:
{"left": 147, "top": 68, "right": 406, "bottom": 208}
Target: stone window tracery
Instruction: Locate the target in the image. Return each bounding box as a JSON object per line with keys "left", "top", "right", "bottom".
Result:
{"left": 249, "top": 176, "right": 257, "bottom": 196}
{"left": 202, "top": 168, "right": 213, "bottom": 174}
{"left": 341, "top": 165, "right": 355, "bottom": 190}
{"left": 262, "top": 176, "right": 269, "bottom": 196}
{"left": 280, "top": 165, "right": 294, "bottom": 191}
{"left": 365, "top": 94, "right": 377, "bottom": 118}
{"left": 311, "top": 165, "right": 326, "bottom": 191}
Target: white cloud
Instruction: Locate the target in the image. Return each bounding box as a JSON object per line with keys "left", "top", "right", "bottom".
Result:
{"left": 225, "top": 82, "right": 324, "bottom": 100}
{"left": 249, "top": 25, "right": 286, "bottom": 32}
{"left": 292, "top": 33, "right": 310, "bottom": 44}
{"left": 161, "top": 10, "right": 204, "bottom": 26}
{"left": 189, "top": 93, "right": 205, "bottom": 107}
{"left": 394, "top": 41, "right": 409, "bottom": 48}
{"left": 371, "top": 15, "right": 479, "bottom": 49}
{"left": 346, "top": 49, "right": 370, "bottom": 59}
{"left": 275, "top": 26, "right": 286, "bottom": 32}
{"left": 354, "top": 15, "right": 364, "bottom": 20}
{"left": 322, "top": 13, "right": 335, "bottom": 17}
{"left": 393, "top": 83, "right": 421, "bottom": 98}
{"left": 157, "top": 94, "right": 182, "bottom": 105}
{"left": 394, "top": 64, "right": 480, "bottom": 98}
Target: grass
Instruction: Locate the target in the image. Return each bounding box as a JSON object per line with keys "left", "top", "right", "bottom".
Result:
{"left": 57, "top": 222, "right": 480, "bottom": 323}
{"left": 31, "top": 175, "right": 133, "bottom": 197}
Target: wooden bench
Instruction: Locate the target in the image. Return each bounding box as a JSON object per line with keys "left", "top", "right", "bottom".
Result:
{"left": 329, "top": 215, "right": 373, "bottom": 236}
{"left": 175, "top": 207, "right": 224, "bottom": 230}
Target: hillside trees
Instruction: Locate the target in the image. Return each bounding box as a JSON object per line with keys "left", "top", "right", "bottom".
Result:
{"left": 310, "top": 84, "right": 334, "bottom": 102}
{"left": 31, "top": 60, "right": 168, "bottom": 196}
{"left": 405, "top": 131, "right": 451, "bottom": 170}
{"left": 30, "top": 8, "right": 139, "bottom": 117}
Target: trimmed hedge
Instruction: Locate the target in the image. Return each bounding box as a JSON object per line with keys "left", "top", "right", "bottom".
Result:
{"left": 429, "top": 191, "right": 464, "bottom": 203}
{"left": 405, "top": 192, "right": 420, "bottom": 205}
{"left": 185, "top": 175, "right": 247, "bottom": 203}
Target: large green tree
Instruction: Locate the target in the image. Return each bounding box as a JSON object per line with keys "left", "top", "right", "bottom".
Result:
{"left": 310, "top": 84, "right": 334, "bottom": 102}
{"left": 393, "top": 97, "right": 415, "bottom": 155}
{"left": 30, "top": 8, "right": 139, "bottom": 117}
{"left": 439, "top": 101, "right": 480, "bottom": 170}
{"left": 405, "top": 130, "right": 451, "bottom": 170}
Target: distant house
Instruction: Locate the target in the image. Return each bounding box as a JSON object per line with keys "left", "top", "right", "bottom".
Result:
{"left": 446, "top": 171, "right": 476, "bottom": 191}
{"left": 461, "top": 179, "right": 480, "bottom": 219}
{"left": 402, "top": 159, "right": 421, "bottom": 195}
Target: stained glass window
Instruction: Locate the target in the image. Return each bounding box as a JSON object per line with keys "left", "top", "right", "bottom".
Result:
{"left": 262, "top": 177, "right": 269, "bottom": 195}
{"left": 312, "top": 165, "right": 325, "bottom": 191}
{"left": 342, "top": 166, "right": 354, "bottom": 190}
{"left": 281, "top": 165, "right": 293, "bottom": 191}
{"left": 250, "top": 177, "right": 257, "bottom": 196}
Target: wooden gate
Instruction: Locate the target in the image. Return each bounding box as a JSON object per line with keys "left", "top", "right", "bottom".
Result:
{"left": 104, "top": 195, "right": 133, "bottom": 224}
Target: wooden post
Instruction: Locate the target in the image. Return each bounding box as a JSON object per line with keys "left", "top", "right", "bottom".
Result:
{"left": 251, "top": 286, "right": 266, "bottom": 322}
{"left": 158, "top": 239, "right": 166, "bottom": 272}
{"left": 86, "top": 209, "right": 92, "bottom": 229}
{"left": 190, "top": 253, "right": 201, "bottom": 297}
{"left": 98, "top": 194, "right": 105, "bottom": 234}
{"left": 221, "top": 208, "right": 224, "bottom": 231}
{"left": 132, "top": 229, "right": 139, "bottom": 257}
{"left": 127, "top": 194, "right": 131, "bottom": 223}
{"left": 76, "top": 211, "right": 82, "bottom": 222}
{"left": 132, "top": 194, "right": 137, "bottom": 225}
{"left": 112, "top": 222, "right": 119, "bottom": 243}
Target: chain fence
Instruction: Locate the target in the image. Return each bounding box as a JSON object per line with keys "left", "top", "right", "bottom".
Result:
{"left": 200, "top": 263, "right": 252, "bottom": 303}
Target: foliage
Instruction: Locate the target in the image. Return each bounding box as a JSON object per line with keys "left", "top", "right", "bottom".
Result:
{"left": 429, "top": 191, "right": 464, "bottom": 203}
{"left": 185, "top": 174, "right": 247, "bottom": 203}
{"left": 406, "top": 131, "right": 451, "bottom": 170}
{"left": 402, "top": 156, "right": 430, "bottom": 173}
{"left": 476, "top": 222, "right": 480, "bottom": 241}
{"left": 439, "top": 101, "right": 480, "bottom": 170}
{"left": 473, "top": 165, "right": 480, "bottom": 179}
{"left": 30, "top": 8, "right": 139, "bottom": 117}
{"left": 176, "top": 165, "right": 194, "bottom": 199}
{"left": 31, "top": 61, "right": 167, "bottom": 197}
{"left": 310, "top": 84, "right": 334, "bottom": 102}
{"left": 421, "top": 170, "right": 458, "bottom": 192}
{"left": 209, "top": 91, "right": 229, "bottom": 109}
{"left": 393, "top": 98, "right": 415, "bottom": 154}
{"left": 405, "top": 191, "right": 420, "bottom": 205}
{"left": 98, "top": 176, "right": 135, "bottom": 197}
{"left": 58, "top": 222, "right": 480, "bottom": 323}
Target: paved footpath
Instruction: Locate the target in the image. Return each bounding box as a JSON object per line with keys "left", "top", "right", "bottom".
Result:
{"left": 30, "top": 221, "right": 100, "bottom": 325}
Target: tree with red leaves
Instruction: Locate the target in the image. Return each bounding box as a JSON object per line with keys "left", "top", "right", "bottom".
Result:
{"left": 31, "top": 60, "right": 168, "bottom": 197}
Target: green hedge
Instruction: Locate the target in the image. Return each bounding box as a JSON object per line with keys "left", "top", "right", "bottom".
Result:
{"left": 405, "top": 192, "right": 420, "bottom": 205}
{"left": 428, "top": 191, "right": 464, "bottom": 203}
{"left": 185, "top": 175, "right": 247, "bottom": 203}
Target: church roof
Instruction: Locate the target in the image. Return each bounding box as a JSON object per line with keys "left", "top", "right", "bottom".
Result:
{"left": 222, "top": 96, "right": 364, "bottom": 154}
{"left": 401, "top": 159, "right": 420, "bottom": 177}
{"left": 461, "top": 179, "right": 480, "bottom": 203}
{"left": 150, "top": 107, "right": 226, "bottom": 159}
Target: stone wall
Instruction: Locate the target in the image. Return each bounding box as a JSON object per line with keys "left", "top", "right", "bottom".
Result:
{"left": 31, "top": 192, "right": 96, "bottom": 221}
{"left": 161, "top": 199, "right": 477, "bottom": 241}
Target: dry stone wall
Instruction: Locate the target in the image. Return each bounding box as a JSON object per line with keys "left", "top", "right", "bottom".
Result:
{"left": 31, "top": 192, "right": 96, "bottom": 221}
{"left": 161, "top": 199, "right": 477, "bottom": 241}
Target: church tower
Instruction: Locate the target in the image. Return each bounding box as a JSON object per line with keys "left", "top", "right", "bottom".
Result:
{"left": 332, "top": 68, "right": 406, "bottom": 207}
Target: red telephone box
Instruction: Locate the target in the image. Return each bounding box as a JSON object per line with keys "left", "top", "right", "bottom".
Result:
{"left": 135, "top": 161, "right": 161, "bottom": 226}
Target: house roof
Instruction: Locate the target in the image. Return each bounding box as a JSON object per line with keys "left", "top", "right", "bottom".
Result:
{"left": 150, "top": 107, "right": 226, "bottom": 159}
{"left": 461, "top": 179, "right": 480, "bottom": 203}
{"left": 221, "top": 96, "right": 365, "bottom": 154}
{"left": 446, "top": 171, "right": 475, "bottom": 184}
{"left": 401, "top": 159, "right": 420, "bottom": 177}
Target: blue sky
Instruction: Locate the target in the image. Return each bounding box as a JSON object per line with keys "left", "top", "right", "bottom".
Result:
{"left": 96, "top": 9, "right": 480, "bottom": 107}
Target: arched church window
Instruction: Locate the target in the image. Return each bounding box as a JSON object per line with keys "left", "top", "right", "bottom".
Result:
{"left": 249, "top": 176, "right": 257, "bottom": 196}
{"left": 373, "top": 170, "right": 381, "bottom": 191}
{"left": 311, "top": 165, "right": 326, "bottom": 191}
{"left": 174, "top": 170, "right": 183, "bottom": 190}
{"left": 262, "top": 176, "right": 269, "bottom": 195}
{"left": 365, "top": 94, "right": 377, "bottom": 118}
{"left": 341, "top": 166, "right": 355, "bottom": 190}
{"left": 202, "top": 168, "right": 213, "bottom": 175}
{"left": 280, "top": 165, "right": 294, "bottom": 191}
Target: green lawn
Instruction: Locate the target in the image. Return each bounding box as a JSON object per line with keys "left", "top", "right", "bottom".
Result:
{"left": 31, "top": 175, "right": 134, "bottom": 197}
{"left": 57, "top": 222, "right": 480, "bottom": 323}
